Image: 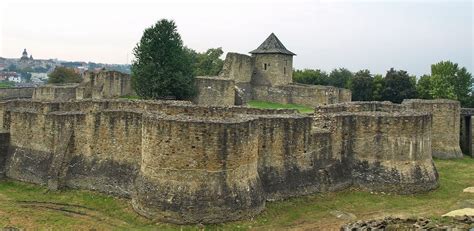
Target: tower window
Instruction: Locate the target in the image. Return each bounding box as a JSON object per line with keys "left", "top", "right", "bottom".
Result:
{"left": 264, "top": 63, "right": 267, "bottom": 70}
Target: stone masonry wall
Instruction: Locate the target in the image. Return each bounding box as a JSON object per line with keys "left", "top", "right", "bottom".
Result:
{"left": 315, "top": 101, "right": 438, "bottom": 194}
{"left": 219, "top": 53, "right": 253, "bottom": 83}
{"left": 252, "top": 84, "right": 351, "bottom": 108}
{"left": 193, "top": 76, "right": 235, "bottom": 106}
{"left": 252, "top": 54, "right": 293, "bottom": 86}
{"left": 0, "top": 98, "right": 441, "bottom": 224}
{"left": 0, "top": 87, "right": 34, "bottom": 100}
{"left": 32, "top": 84, "right": 78, "bottom": 101}
{"left": 83, "top": 71, "right": 134, "bottom": 99}
{"left": 403, "top": 99, "right": 462, "bottom": 159}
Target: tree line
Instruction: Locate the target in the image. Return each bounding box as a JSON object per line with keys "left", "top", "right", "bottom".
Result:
{"left": 47, "top": 19, "right": 473, "bottom": 108}
{"left": 294, "top": 62, "right": 473, "bottom": 107}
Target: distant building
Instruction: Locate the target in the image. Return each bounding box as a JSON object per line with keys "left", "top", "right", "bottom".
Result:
{"left": 0, "top": 72, "right": 21, "bottom": 82}
{"left": 31, "top": 72, "right": 48, "bottom": 83}
{"left": 20, "top": 49, "right": 30, "bottom": 61}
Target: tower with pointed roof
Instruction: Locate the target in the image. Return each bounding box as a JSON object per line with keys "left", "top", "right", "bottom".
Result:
{"left": 250, "top": 33, "right": 295, "bottom": 86}
{"left": 20, "top": 48, "right": 29, "bottom": 61}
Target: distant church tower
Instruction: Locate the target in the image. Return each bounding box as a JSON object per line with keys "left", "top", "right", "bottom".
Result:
{"left": 250, "top": 33, "right": 296, "bottom": 86}
{"left": 20, "top": 49, "right": 29, "bottom": 61}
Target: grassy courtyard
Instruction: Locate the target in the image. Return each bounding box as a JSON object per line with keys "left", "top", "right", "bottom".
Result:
{"left": 0, "top": 157, "right": 472, "bottom": 230}
{"left": 247, "top": 100, "right": 314, "bottom": 114}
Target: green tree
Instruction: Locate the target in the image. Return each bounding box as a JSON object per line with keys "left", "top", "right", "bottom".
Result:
{"left": 131, "top": 19, "right": 195, "bottom": 100}
{"left": 188, "top": 47, "right": 224, "bottom": 76}
{"left": 416, "top": 75, "right": 432, "bottom": 99}
{"left": 293, "top": 69, "right": 329, "bottom": 85}
{"left": 381, "top": 68, "right": 417, "bottom": 103}
{"left": 328, "top": 68, "right": 353, "bottom": 88}
{"left": 351, "top": 69, "right": 373, "bottom": 101}
{"left": 429, "top": 61, "right": 472, "bottom": 106}
{"left": 372, "top": 74, "right": 384, "bottom": 101}
{"left": 48, "top": 66, "right": 82, "bottom": 84}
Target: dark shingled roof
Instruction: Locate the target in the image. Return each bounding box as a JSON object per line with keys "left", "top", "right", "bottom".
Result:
{"left": 249, "top": 33, "right": 296, "bottom": 56}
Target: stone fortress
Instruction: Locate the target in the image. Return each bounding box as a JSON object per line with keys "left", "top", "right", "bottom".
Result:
{"left": 0, "top": 34, "right": 471, "bottom": 225}
{"left": 193, "top": 33, "right": 352, "bottom": 107}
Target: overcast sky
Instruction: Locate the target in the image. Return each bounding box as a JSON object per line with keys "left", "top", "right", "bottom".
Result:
{"left": 0, "top": 0, "right": 472, "bottom": 76}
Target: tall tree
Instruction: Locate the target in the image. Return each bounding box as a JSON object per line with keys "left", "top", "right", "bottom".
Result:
{"left": 381, "top": 68, "right": 417, "bottom": 103}
{"left": 372, "top": 74, "right": 384, "bottom": 101}
{"left": 293, "top": 69, "right": 329, "bottom": 85}
{"left": 351, "top": 69, "right": 373, "bottom": 101}
{"left": 48, "top": 66, "right": 82, "bottom": 84}
{"left": 328, "top": 68, "right": 353, "bottom": 88}
{"left": 190, "top": 47, "right": 224, "bottom": 76}
{"left": 416, "top": 75, "right": 432, "bottom": 99}
{"left": 131, "top": 19, "right": 195, "bottom": 100}
{"left": 429, "top": 61, "right": 472, "bottom": 106}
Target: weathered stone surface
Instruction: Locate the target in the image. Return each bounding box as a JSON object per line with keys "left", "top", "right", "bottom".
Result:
{"left": 0, "top": 99, "right": 443, "bottom": 224}
{"left": 0, "top": 87, "right": 34, "bottom": 100}
{"left": 194, "top": 34, "right": 351, "bottom": 107}
{"left": 342, "top": 216, "right": 474, "bottom": 230}
{"left": 403, "top": 99, "right": 463, "bottom": 159}
{"left": 0, "top": 130, "right": 9, "bottom": 178}
{"left": 193, "top": 76, "right": 235, "bottom": 106}
{"left": 315, "top": 101, "right": 439, "bottom": 194}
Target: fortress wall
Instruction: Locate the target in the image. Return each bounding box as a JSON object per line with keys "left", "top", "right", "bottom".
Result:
{"left": 219, "top": 52, "right": 253, "bottom": 83}
{"left": 133, "top": 114, "right": 265, "bottom": 224}
{"left": 339, "top": 88, "right": 352, "bottom": 102}
{"left": 193, "top": 76, "right": 235, "bottom": 106}
{"left": 252, "top": 84, "right": 351, "bottom": 108}
{"left": 0, "top": 87, "right": 34, "bottom": 100}
{"left": 5, "top": 110, "right": 86, "bottom": 185}
{"left": 315, "top": 102, "right": 438, "bottom": 194}
{"left": 403, "top": 99, "right": 462, "bottom": 159}
{"left": 347, "top": 113, "right": 438, "bottom": 193}
{"left": 66, "top": 110, "right": 143, "bottom": 196}
{"left": 88, "top": 71, "right": 134, "bottom": 99}
{"left": 33, "top": 85, "right": 78, "bottom": 101}
{"left": 0, "top": 131, "right": 9, "bottom": 178}
{"left": 256, "top": 114, "right": 351, "bottom": 200}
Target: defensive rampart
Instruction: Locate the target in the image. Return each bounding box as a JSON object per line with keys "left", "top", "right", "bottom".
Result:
{"left": 0, "top": 99, "right": 440, "bottom": 224}
{"left": 403, "top": 99, "right": 462, "bottom": 159}
{"left": 0, "top": 87, "right": 34, "bottom": 100}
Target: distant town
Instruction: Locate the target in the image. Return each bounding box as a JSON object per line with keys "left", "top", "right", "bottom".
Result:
{"left": 0, "top": 49, "right": 131, "bottom": 87}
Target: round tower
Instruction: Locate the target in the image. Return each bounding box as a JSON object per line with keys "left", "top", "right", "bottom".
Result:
{"left": 250, "top": 33, "right": 295, "bottom": 86}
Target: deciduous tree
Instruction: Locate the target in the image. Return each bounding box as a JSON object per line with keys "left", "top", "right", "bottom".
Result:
{"left": 131, "top": 19, "right": 195, "bottom": 100}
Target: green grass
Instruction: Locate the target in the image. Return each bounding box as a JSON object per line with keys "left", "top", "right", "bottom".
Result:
{"left": 0, "top": 157, "right": 472, "bottom": 230}
{"left": 0, "top": 82, "right": 15, "bottom": 88}
{"left": 247, "top": 100, "right": 313, "bottom": 113}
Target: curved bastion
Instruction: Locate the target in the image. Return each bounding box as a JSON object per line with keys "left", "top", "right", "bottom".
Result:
{"left": 314, "top": 101, "right": 439, "bottom": 194}
{"left": 0, "top": 99, "right": 440, "bottom": 224}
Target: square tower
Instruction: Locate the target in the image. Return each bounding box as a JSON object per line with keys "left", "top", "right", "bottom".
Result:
{"left": 250, "top": 33, "right": 296, "bottom": 86}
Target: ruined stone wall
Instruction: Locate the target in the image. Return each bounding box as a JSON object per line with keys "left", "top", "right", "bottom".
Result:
{"left": 193, "top": 76, "right": 235, "bottom": 106}
{"left": 0, "top": 98, "right": 441, "bottom": 224}
{"left": 252, "top": 54, "right": 293, "bottom": 86}
{"left": 133, "top": 114, "right": 264, "bottom": 224}
{"left": 256, "top": 114, "right": 350, "bottom": 200}
{"left": 0, "top": 87, "right": 34, "bottom": 100}
{"left": 315, "top": 102, "right": 438, "bottom": 194}
{"left": 32, "top": 84, "right": 78, "bottom": 101}
{"left": 403, "top": 99, "right": 462, "bottom": 159}
{"left": 83, "top": 71, "right": 134, "bottom": 99}
{"left": 219, "top": 53, "right": 253, "bottom": 83}
{"left": 252, "top": 84, "right": 351, "bottom": 108}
